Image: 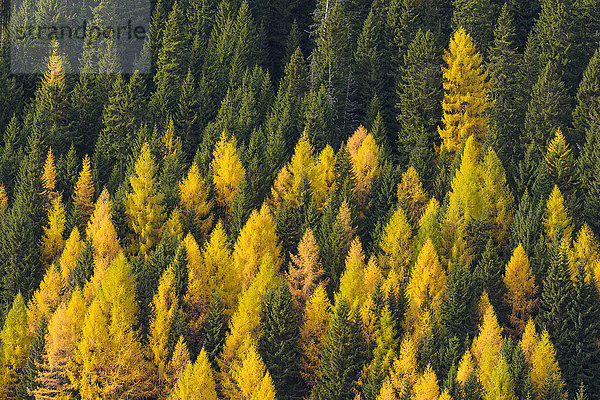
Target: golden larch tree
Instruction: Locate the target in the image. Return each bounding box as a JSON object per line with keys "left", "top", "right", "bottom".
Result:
{"left": 347, "top": 125, "right": 381, "bottom": 204}
{"left": 543, "top": 185, "right": 573, "bottom": 245}
{"left": 125, "top": 142, "right": 166, "bottom": 259}
{"left": 503, "top": 245, "right": 538, "bottom": 336}
{"left": 40, "top": 197, "right": 66, "bottom": 266}
{"left": 202, "top": 221, "right": 237, "bottom": 313}
{"left": 0, "top": 184, "right": 8, "bottom": 212}
{"left": 179, "top": 163, "right": 213, "bottom": 240}
{"left": 438, "top": 27, "right": 491, "bottom": 154}
{"left": 169, "top": 348, "right": 218, "bottom": 400}
{"left": 397, "top": 166, "right": 429, "bottom": 228}
{"left": 211, "top": 132, "right": 245, "bottom": 213}
{"left": 456, "top": 350, "right": 476, "bottom": 387}
{"left": 471, "top": 305, "right": 503, "bottom": 389}
{"left": 41, "top": 147, "right": 58, "bottom": 206}
{"left": 232, "top": 204, "right": 281, "bottom": 289}
{"left": 388, "top": 337, "right": 419, "bottom": 394}
{"left": 183, "top": 233, "right": 211, "bottom": 348}
{"left": 412, "top": 365, "right": 440, "bottom": 400}
{"left": 531, "top": 330, "right": 566, "bottom": 399}
{"left": 484, "top": 356, "right": 517, "bottom": 400}
{"left": 26, "top": 264, "right": 64, "bottom": 335}
{"left": 229, "top": 344, "right": 277, "bottom": 400}
{"left": 571, "top": 224, "right": 599, "bottom": 281}
{"left": 165, "top": 337, "right": 191, "bottom": 396}
{"left": 378, "top": 205, "right": 413, "bottom": 278}
{"left": 72, "top": 155, "right": 95, "bottom": 232}
{"left": 520, "top": 319, "right": 538, "bottom": 365}
{"left": 287, "top": 228, "right": 327, "bottom": 312}
{"left": 0, "top": 293, "right": 31, "bottom": 399}
{"left": 58, "top": 227, "right": 84, "bottom": 285}
{"left": 310, "top": 145, "right": 336, "bottom": 210}
{"left": 299, "top": 283, "right": 331, "bottom": 388}
{"left": 337, "top": 237, "right": 367, "bottom": 309}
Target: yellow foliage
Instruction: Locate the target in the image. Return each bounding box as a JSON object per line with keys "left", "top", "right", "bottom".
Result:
{"left": 412, "top": 365, "right": 440, "bottom": 400}
{"left": 450, "top": 135, "right": 484, "bottom": 220}
{"left": 456, "top": 350, "right": 476, "bottom": 386}
{"left": 43, "top": 41, "right": 65, "bottom": 90}
{"left": 169, "top": 348, "right": 218, "bottom": 400}
{"left": 162, "top": 118, "right": 181, "bottom": 157}
{"left": 571, "top": 224, "right": 599, "bottom": 282}
{"left": 438, "top": 27, "right": 491, "bottom": 154}
{"left": 531, "top": 330, "right": 565, "bottom": 399}
{"left": 59, "top": 227, "right": 84, "bottom": 285}
{"left": 211, "top": 132, "right": 245, "bottom": 212}
{"left": 378, "top": 206, "right": 413, "bottom": 278}
{"left": 407, "top": 239, "right": 446, "bottom": 317}
{"left": 310, "top": 144, "right": 336, "bottom": 210}
{"left": 398, "top": 166, "right": 429, "bottom": 227}
{"left": 179, "top": 163, "right": 213, "bottom": 239}
{"left": 271, "top": 132, "right": 315, "bottom": 207}
{"left": 72, "top": 155, "right": 95, "bottom": 230}
{"left": 347, "top": 125, "right": 381, "bottom": 204}
{"left": 481, "top": 147, "right": 514, "bottom": 246}
{"left": 337, "top": 237, "right": 367, "bottom": 309}
{"left": 229, "top": 344, "right": 277, "bottom": 400}
{"left": 164, "top": 207, "right": 184, "bottom": 240}
{"left": 478, "top": 291, "right": 492, "bottom": 322}
{"left": 472, "top": 305, "right": 503, "bottom": 388}
{"left": 287, "top": 228, "right": 326, "bottom": 312}
{"left": 202, "top": 222, "right": 237, "bottom": 314}
{"left": 389, "top": 337, "right": 418, "bottom": 392}
{"left": 125, "top": 142, "right": 166, "bottom": 259}
{"left": 149, "top": 266, "right": 178, "bottom": 392}
{"left": 503, "top": 245, "right": 538, "bottom": 336}
{"left": 41, "top": 147, "right": 58, "bottom": 204}
{"left": 0, "top": 293, "right": 31, "bottom": 395}
{"left": 40, "top": 197, "right": 66, "bottom": 267}
{"left": 543, "top": 185, "right": 573, "bottom": 245}
{"left": 299, "top": 283, "right": 331, "bottom": 388}
{"left": 165, "top": 336, "right": 191, "bottom": 394}
{"left": 0, "top": 184, "right": 7, "bottom": 212}
{"left": 184, "top": 233, "right": 211, "bottom": 338}
{"left": 520, "top": 319, "right": 538, "bottom": 365}
{"left": 27, "top": 264, "right": 64, "bottom": 334}
{"left": 484, "top": 356, "right": 516, "bottom": 400}
{"left": 232, "top": 204, "right": 281, "bottom": 289}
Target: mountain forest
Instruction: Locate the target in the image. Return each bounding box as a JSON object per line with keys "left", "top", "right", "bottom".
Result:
{"left": 1, "top": 0, "right": 600, "bottom": 399}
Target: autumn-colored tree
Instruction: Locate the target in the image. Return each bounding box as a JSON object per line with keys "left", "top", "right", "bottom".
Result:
{"left": 40, "top": 197, "right": 66, "bottom": 266}
{"left": 232, "top": 204, "right": 281, "bottom": 289}
{"left": 125, "top": 142, "right": 166, "bottom": 259}
{"left": 544, "top": 128, "right": 578, "bottom": 210}
{"left": 397, "top": 166, "right": 429, "bottom": 229}
{"left": 165, "top": 337, "right": 190, "bottom": 395}
{"left": 149, "top": 265, "right": 178, "bottom": 397}
{"left": 310, "top": 145, "right": 336, "bottom": 210}
{"left": 299, "top": 283, "right": 331, "bottom": 388}
{"left": 337, "top": 237, "right": 368, "bottom": 309}
{"left": 0, "top": 184, "right": 8, "bottom": 212}
{"left": 438, "top": 27, "right": 491, "bottom": 154}
{"left": 58, "top": 227, "right": 84, "bottom": 285}
{"left": 571, "top": 224, "right": 599, "bottom": 281}
{"left": 41, "top": 148, "right": 58, "bottom": 206}
{"left": 287, "top": 228, "right": 327, "bottom": 313}
{"left": 543, "top": 185, "right": 573, "bottom": 245}
{"left": 520, "top": 319, "right": 538, "bottom": 365}
{"left": 202, "top": 222, "right": 237, "bottom": 313}
{"left": 0, "top": 293, "right": 31, "bottom": 399}
{"left": 503, "top": 245, "right": 539, "bottom": 336}
{"left": 229, "top": 343, "right": 277, "bottom": 400}
{"left": 179, "top": 163, "right": 213, "bottom": 240}
{"left": 407, "top": 239, "right": 447, "bottom": 325}
{"left": 76, "top": 253, "right": 152, "bottom": 399}
{"left": 161, "top": 118, "right": 182, "bottom": 158}
{"left": 26, "top": 264, "right": 63, "bottom": 335}
{"left": 387, "top": 337, "right": 419, "bottom": 395}
{"left": 378, "top": 206, "right": 413, "bottom": 278}
{"left": 83, "top": 188, "right": 121, "bottom": 300}
{"left": 530, "top": 330, "right": 566, "bottom": 400}
{"left": 412, "top": 365, "right": 440, "bottom": 400}
{"left": 211, "top": 132, "right": 245, "bottom": 213}
{"left": 414, "top": 198, "right": 442, "bottom": 258}
{"left": 183, "top": 233, "right": 211, "bottom": 352}
{"left": 347, "top": 125, "right": 381, "bottom": 204}
{"left": 72, "top": 155, "right": 95, "bottom": 232}
{"left": 485, "top": 355, "right": 517, "bottom": 400}
{"left": 169, "top": 348, "right": 218, "bottom": 400}
{"left": 472, "top": 305, "right": 504, "bottom": 388}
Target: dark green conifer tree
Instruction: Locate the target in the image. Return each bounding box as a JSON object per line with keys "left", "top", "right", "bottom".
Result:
{"left": 474, "top": 240, "right": 509, "bottom": 324}
{"left": 452, "top": 0, "right": 496, "bottom": 52}
{"left": 175, "top": 69, "right": 200, "bottom": 160}
{"left": 0, "top": 116, "right": 24, "bottom": 198}
{"left": 442, "top": 262, "right": 478, "bottom": 343}
{"left": 572, "top": 46, "right": 600, "bottom": 151}
{"left": 259, "top": 280, "right": 305, "bottom": 400}
{"left": 203, "top": 291, "right": 227, "bottom": 371}
{"left": 71, "top": 239, "right": 94, "bottom": 291}
{"left": 302, "top": 85, "right": 334, "bottom": 152}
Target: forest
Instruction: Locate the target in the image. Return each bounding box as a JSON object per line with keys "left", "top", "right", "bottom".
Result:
{"left": 0, "top": 0, "right": 600, "bottom": 399}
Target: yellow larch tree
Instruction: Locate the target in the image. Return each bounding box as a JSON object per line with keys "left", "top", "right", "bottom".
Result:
{"left": 347, "top": 125, "right": 381, "bottom": 204}
{"left": 450, "top": 135, "right": 485, "bottom": 221}
{"left": 503, "top": 245, "right": 538, "bottom": 336}
{"left": 229, "top": 343, "right": 277, "bottom": 400}
{"left": 471, "top": 305, "right": 503, "bottom": 389}
{"left": 310, "top": 144, "right": 336, "bottom": 210}
{"left": 0, "top": 184, "right": 7, "bottom": 212}
{"left": 388, "top": 337, "right": 419, "bottom": 394}
{"left": 543, "top": 185, "right": 573, "bottom": 245}
{"left": 456, "top": 350, "right": 476, "bottom": 387}
{"left": 0, "top": 293, "right": 31, "bottom": 399}
{"left": 169, "top": 348, "right": 218, "bottom": 400}
{"left": 520, "top": 319, "right": 538, "bottom": 365}
{"left": 407, "top": 239, "right": 447, "bottom": 325}
{"left": 544, "top": 128, "right": 577, "bottom": 198}
{"left": 286, "top": 228, "right": 327, "bottom": 312}
{"left": 183, "top": 233, "right": 211, "bottom": 347}
{"left": 412, "top": 365, "right": 440, "bottom": 400}
{"left": 299, "top": 283, "right": 331, "bottom": 388}
{"left": 202, "top": 221, "right": 237, "bottom": 314}
{"left": 397, "top": 166, "right": 429, "bottom": 228}
{"left": 41, "top": 147, "right": 58, "bottom": 206}
{"left": 72, "top": 155, "right": 95, "bottom": 232}
{"left": 58, "top": 227, "right": 84, "bottom": 285}
{"left": 165, "top": 336, "right": 190, "bottom": 396}
{"left": 530, "top": 330, "right": 566, "bottom": 400}
{"left": 414, "top": 197, "right": 441, "bottom": 258}
{"left": 438, "top": 27, "right": 491, "bottom": 154}
{"left": 76, "top": 253, "right": 151, "bottom": 399}
{"left": 40, "top": 197, "right": 66, "bottom": 267}
{"left": 149, "top": 265, "right": 178, "bottom": 396}
{"left": 484, "top": 356, "right": 517, "bottom": 400}
{"left": 26, "top": 264, "right": 64, "bottom": 335}
{"left": 125, "top": 142, "right": 166, "bottom": 259}
{"left": 571, "top": 224, "right": 599, "bottom": 281}
{"left": 179, "top": 163, "right": 213, "bottom": 240}
{"left": 84, "top": 188, "right": 122, "bottom": 301}
{"left": 337, "top": 237, "right": 367, "bottom": 309}
{"left": 378, "top": 205, "right": 413, "bottom": 278}
{"left": 211, "top": 132, "right": 245, "bottom": 213}
{"left": 218, "top": 259, "right": 278, "bottom": 392}
{"left": 162, "top": 118, "right": 181, "bottom": 158}
{"left": 232, "top": 204, "right": 281, "bottom": 290}
{"left": 63, "top": 289, "right": 87, "bottom": 393}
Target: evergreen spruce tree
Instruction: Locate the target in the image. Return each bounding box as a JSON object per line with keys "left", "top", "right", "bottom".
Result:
{"left": 442, "top": 262, "right": 478, "bottom": 344}
{"left": 452, "top": 0, "right": 496, "bottom": 52}
{"left": 259, "top": 280, "right": 305, "bottom": 400}
{"left": 474, "top": 240, "right": 508, "bottom": 327}
{"left": 203, "top": 291, "right": 227, "bottom": 371}
{"left": 572, "top": 46, "right": 600, "bottom": 151}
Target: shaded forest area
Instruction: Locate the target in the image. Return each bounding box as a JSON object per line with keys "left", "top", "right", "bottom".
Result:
{"left": 1, "top": 0, "right": 600, "bottom": 399}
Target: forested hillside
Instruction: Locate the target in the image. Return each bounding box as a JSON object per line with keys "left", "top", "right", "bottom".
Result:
{"left": 1, "top": 0, "right": 600, "bottom": 399}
